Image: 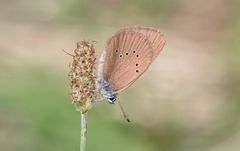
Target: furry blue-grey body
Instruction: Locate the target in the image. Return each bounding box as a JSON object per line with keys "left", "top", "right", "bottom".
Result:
{"left": 96, "top": 50, "right": 118, "bottom": 104}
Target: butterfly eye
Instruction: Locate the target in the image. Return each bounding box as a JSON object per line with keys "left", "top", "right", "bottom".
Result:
{"left": 108, "top": 97, "right": 116, "bottom": 101}
{"left": 109, "top": 97, "right": 114, "bottom": 100}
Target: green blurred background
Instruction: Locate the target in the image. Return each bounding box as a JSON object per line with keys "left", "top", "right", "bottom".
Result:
{"left": 0, "top": 0, "right": 240, "bottom": 151}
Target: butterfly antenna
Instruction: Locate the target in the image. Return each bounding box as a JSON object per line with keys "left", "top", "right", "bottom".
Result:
{"left": 62, "top": 49, "right": 75, "bottom": 57}
{"left": 117, "top": 101, "right": 131, "bottom": 122}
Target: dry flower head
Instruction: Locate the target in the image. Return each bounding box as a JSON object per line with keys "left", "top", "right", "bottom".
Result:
{"left": 68, "top": 41, "right": 97, "bottom": 112}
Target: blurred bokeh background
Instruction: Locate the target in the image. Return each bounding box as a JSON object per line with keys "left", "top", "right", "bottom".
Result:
{"left": 0, "top": 0, "right": 240, "bottom": 151}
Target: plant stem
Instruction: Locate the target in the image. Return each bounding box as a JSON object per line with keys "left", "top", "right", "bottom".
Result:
{"left": 80, "top": 112, "right": 87, "bottom": 151}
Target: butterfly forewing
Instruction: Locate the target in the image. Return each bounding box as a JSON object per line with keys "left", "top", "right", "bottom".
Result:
{"left": 119, "top": 27, "right": 166, "bottom": 61}
{"left": 104, "top": 30, "right": 153, "bottom": 92}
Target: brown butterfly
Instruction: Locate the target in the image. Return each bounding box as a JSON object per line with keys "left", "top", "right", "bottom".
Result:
{"left": 96, "top": 26, "right": 166, "bottom": 104}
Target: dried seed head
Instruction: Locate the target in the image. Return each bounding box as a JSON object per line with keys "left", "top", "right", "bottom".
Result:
{"left": 68, "top": 41, "right": 97, "bottom": 113}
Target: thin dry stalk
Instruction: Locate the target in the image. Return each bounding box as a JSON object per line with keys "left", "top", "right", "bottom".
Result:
{"left": 80, "top": 112, "right": 87, "bottom": 151}
{"left": 66, "top": 41, "right": 97, "bottom": 151}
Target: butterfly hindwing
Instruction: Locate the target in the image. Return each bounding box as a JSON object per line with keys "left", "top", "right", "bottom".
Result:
{"left": 101, "top": 34, "right": 118, "bottom": 81}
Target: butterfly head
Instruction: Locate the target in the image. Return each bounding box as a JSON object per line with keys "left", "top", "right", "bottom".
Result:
{"left": 96, "top": 79, "right": 118, "bottom": 104}
{"left": 101, "top": 86, "right": 117, "bottom": 104}
{"left": 107, "top": 96, "right": 117, "bottom": 104}
{"left": 100, "top": 88, "right": 117, "bottom": 104}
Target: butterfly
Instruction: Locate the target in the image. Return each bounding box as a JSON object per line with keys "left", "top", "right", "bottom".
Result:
{"left": 96, "top": 26, "right": 166, "bottom": 104}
